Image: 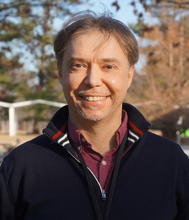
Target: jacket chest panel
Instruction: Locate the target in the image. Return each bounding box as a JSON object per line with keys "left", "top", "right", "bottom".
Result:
{"left": 16, "top": 152, "right": 95, "bottom": 219}
{"left": 108, "top": 145, "right": 178, "bottom": 220}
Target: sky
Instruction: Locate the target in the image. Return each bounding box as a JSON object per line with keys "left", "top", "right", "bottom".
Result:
{"left": 66, "top": 0, "right": 157, "bottom": 27}
{"left": 83, "top": 0, "right": 139, "bottom": 25}
{"left": 54, "top": 0, "right": 140, "bottom": 30}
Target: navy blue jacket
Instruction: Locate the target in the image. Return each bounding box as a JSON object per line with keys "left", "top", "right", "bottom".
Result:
{"left": 1, "top": 103, "right": 189, "bottom": 220}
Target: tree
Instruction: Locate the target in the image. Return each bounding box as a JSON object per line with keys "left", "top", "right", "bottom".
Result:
{"left": 112, "top": 1, "right": 189, "bottom": 18}
{"left": 113, "top": 1, "right": 189, "bottom": 122}
{"left": 0, "top": 0, "right": 83, "bottom": 99}
{"left": 0, "top": 0, "right": 84, "bottom": 133}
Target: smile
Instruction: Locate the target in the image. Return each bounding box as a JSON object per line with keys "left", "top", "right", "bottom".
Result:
{"left": 80, "top": 96, "right": 107, "bottom": 101}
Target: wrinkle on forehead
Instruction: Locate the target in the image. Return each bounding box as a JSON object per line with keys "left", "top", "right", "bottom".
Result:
{"left": 67, "top": 28, "right": 112, "bottom": 56}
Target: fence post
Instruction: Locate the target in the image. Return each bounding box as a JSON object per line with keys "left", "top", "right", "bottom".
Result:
{"left": 9, "top": 106, "right": 16, "bottom": 136}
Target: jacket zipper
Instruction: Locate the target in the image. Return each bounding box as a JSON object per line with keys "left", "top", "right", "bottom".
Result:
{"left": 65, "top": 148, "right": 106, "bottom": 200}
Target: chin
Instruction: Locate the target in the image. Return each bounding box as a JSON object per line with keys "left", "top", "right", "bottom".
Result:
{"left": 78, "top": 109, "right": 106, "bottom": 122}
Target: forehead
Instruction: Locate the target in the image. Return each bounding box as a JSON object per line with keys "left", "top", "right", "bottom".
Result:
{"left": 63, "top": 30, "right": 128, "bottom": 61}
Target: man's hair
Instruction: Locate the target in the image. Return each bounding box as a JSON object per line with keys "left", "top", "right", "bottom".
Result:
{"left": 54, "top": 11, "right": 139, "bottom": 69}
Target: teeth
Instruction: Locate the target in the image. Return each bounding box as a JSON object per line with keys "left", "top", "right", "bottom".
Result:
{"left": 83, "top": 96, "right": 106, "bottom": 101}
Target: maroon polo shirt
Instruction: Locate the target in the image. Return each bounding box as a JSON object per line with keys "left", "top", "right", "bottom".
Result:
{"left": 67, "top": 111, "right": 128, "bottom": 190}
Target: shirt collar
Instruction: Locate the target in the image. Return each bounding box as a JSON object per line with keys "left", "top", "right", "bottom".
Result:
{"left": 67, "top": 110, "right": 128, "bottom": 150}
{"left": 43, "top": 103, "right": 151, "bottom": 148}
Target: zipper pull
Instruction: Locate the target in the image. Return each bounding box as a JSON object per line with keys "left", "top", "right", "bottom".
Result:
{"left": 101, "top": 189, "right": 107, "bottom": 200}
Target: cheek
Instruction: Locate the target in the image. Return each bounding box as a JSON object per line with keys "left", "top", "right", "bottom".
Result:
{"left": 108, "top": 75, "right": 128, "bottom": 93}
{"left": 62, "top": 73, "right": 82, "bottom": 93}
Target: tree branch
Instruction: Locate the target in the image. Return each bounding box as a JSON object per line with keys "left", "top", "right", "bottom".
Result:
{"left": 0, "top": 3, "right": 61, "bottom": 12}
{"left": 167, "top": 1, "right": 189, "bottom": 5}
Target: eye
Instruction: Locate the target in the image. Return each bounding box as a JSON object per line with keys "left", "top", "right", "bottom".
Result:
{"left": 102, "top": 64, "right": 117, "bottom": 70}
{"left": 73, "top": 63, "right": 83, "bottom": 68}
{"left": 70, "top": 63, "right": 87, "bottom": 71}
{"left": 105, "top": 64, "right": 113, "bottom": 69}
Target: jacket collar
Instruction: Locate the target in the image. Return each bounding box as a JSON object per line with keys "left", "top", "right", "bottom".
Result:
{"left": 43, "top": 103, "right": 151, "bottom": 147}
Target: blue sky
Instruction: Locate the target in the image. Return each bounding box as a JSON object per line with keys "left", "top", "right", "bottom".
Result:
{"left": 54, "top": 0, "right": 139, "bottom": 30}
{"left": 84, "top": 0, "right": 139, "bottom": 25}
{"left": 74, "top": 0, "right": 156, "bottom": 26}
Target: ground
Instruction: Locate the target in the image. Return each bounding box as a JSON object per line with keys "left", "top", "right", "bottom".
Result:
{"left": 0, "top": 134, "right": 37, "bottom": 152}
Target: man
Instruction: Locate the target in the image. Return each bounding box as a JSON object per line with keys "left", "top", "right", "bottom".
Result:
{"left": 1, "top": 11, "right": 189, "bottom": 220}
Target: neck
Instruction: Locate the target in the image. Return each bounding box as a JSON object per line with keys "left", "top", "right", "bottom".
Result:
{"left": 69, "top": 112, "right": 122, "bottom": 155}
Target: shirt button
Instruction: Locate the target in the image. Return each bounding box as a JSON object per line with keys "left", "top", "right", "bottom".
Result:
{"left": 101, "top": 160, "right": 107, "bottom": 166}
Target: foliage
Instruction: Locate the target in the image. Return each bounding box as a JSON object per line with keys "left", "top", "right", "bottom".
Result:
{"left": 112, "top": 1, "right": 189, "bottom": 19}
{"left": 0, "top": 52, "right": 25, "bottom": 102}
{"left": 114, "top": 0, "right": 189, "bottom": 121}
{"left": 0, "top": 0, "right": 83, "bottom": 132}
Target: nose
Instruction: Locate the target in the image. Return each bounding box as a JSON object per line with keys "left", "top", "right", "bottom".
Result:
{"left": 84, "top": 65, "right": 102, "bottom": 87}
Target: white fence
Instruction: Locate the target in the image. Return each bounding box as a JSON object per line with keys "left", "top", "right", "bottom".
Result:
{"left": 0, "top": 100, "right": 65, "bottom": 136}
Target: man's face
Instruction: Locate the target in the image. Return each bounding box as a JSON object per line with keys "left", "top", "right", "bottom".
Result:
{"left": 60, "top": 30, "right": 134, "bottom": 124}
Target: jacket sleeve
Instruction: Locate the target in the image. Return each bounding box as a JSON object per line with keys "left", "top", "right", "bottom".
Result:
{"left": 175, "top": 147, "right": 189, "bottom": 220}
{"left": 0, "top": 158, "right": 15, "bottom": 220}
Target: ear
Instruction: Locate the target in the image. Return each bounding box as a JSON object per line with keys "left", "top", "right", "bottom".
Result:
{"left": 127, "top": 65, "right": 135, "bottom": 89}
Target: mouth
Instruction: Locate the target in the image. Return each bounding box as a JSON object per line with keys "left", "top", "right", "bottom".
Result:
{"left": 79, "top": 96, "right": 108, "bottom": 101}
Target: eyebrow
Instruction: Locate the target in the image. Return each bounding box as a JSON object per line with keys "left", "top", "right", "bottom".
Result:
{"left": 67, "top": 57, "right": 121, "bottom": 64}
{"left": 98, "top": 58, "right": 120, "bottom": 64}
{"left": 66, "top": 57, "right": 87, "bottom": 66}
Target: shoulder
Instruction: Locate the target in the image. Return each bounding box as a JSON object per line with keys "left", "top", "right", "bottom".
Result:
{"left": 142, "top": 131, "right": 179, "bottom": 147}
{"left": 8, "top": 135, "right": 51, "bottom": 156}
{"left": 140, "top": 131, "right": 189, "bottom": 166}
{"left": 1, "top": 135, "right": 55, "bottom": 169}
{"left": 141, "top": 131, "right": 181, "bottom": 152}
